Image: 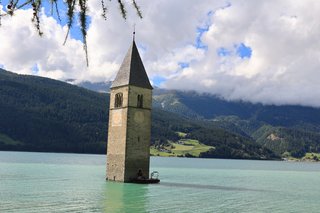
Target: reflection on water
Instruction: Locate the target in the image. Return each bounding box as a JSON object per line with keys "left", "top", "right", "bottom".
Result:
{"left": 159, "top": 182, "right": 270, "bottom": 192}
{"left": 103, "top": 182, "right": 147, "bottom": 213}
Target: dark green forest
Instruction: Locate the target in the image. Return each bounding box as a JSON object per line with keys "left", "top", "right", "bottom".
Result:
{"left": 0, "top": 69, "right": 278, "bottom": 159}
{"left": 152, "top": 90, "right": 320, "bottom": 159}
{"left": 2, "top": 68, "right": 320, "bottom": 159}
{"left": 0, "top": 69, "right": 108, "bottom": 153}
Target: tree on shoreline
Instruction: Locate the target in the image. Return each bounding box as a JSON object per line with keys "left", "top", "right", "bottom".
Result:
{"left": 0, "top": 0, "right": 142, "bottom": 65}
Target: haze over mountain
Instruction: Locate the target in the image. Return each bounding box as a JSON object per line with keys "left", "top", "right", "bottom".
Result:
{"left": 151, "top": 90, "right": 320, "bottom": 157}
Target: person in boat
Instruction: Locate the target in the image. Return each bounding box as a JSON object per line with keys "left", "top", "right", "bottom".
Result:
{"left": 137, "top": 169, "right": 145, "bottom": 180}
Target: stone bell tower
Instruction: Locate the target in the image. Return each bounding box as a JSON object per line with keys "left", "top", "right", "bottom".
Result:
{"left": 106, "top": 40, "right": 153, "bottom": 182}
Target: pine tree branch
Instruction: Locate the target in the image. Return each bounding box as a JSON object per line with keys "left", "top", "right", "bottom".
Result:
{"left": 0, "top": 0, "right": 143, "bottom": 66}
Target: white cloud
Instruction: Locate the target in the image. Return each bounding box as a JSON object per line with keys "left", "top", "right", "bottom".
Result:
{"left": 164, "top": 0, "right": 320, "bottom": 107}
{"left": 1, "top": 0, "right": 320, "bottom": 107}
{"left": 0, "top": 8, "right": 86, "bottom": 80}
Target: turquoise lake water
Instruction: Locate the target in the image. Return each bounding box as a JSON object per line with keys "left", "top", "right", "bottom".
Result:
{"left": 1, "top": 151, "right": 320, "bottom": 212}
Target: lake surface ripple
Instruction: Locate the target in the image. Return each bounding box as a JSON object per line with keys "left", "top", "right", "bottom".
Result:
{"left": 1, "top": 151, "right": 320, "bottom": 213}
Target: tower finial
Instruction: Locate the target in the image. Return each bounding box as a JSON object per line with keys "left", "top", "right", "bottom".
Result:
{"left": 133, "top": 23, "right": 136, "bottom": 41}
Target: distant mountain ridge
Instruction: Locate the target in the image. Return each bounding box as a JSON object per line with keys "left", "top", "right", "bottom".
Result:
{"left": 152, "top": 90, "right": 320, "bottom": 158}
{"left": 0, "top": 69, "right": 277, "bottom": 159}
{"left": 1, "top": 69, "right": 319, "bottom": 159}
{"left": 78, "top": 81, "right": 320, "bottom": 125}
{"left": 80, "top": 81, "right": 320, "bottom": 158}
{"left": 77, "top": 81, "right": 111, "bottom": 93}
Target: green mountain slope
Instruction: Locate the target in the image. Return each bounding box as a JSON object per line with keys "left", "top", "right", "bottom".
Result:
{"left": 0, "top": 69, "right": 108, "bottom": 153}
{"left": 152, "top": 90, "right": 320, "bottom": 157}
{"left": 153, "top": 90, "right": 320, "bottom": 126}
{"left": 0, "top": 69, "right": 276, "bottom": 159}
{"left": 77, "top": 79, "right": 320, "bottom": 158}
{"left": 252, "top": 125, "right": 320, "bottom": 157}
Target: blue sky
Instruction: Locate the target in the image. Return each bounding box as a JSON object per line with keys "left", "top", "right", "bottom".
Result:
{"left": 1, "top": 0, "right": 86, "bottom": 40}
{"left": 218, "top": 43, "right": 252, "bottom": 58}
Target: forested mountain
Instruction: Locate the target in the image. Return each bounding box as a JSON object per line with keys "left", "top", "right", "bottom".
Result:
{"left": 77, "top": 79, "right": 320, "bottom": 159}
{"left": 0, "top": 69, "right": 276, "bottom": 159}
{"left": 152, "top": 90, "right": 320, "bottom": 158}
{"left": 0, "top": 68, "right": 108, "bottom": 153}
{"left": 153, "top": 89, "right": 320, "bottom": 125}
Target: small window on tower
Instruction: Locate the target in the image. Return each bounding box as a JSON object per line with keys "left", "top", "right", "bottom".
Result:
{"left": 115, "top": 93, "right": 123, "bottom": 108}
{"left": 137, "top": 94, "right": 143, "bottom": 108}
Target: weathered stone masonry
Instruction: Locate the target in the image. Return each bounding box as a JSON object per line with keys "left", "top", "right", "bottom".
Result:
{"left": 107, "top": 41, "right": 153, "bottom": 182}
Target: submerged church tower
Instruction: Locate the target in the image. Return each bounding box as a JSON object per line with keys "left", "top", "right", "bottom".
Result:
{"left": 106, "top": 40, "right": 153, "bottom": 182}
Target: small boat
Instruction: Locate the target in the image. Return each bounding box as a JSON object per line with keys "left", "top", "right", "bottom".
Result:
{"left": 130, "top": 171, "right": 160, "bottom": 184}
{"left": 130, "top": 178, "right": 160, "bottom": 184}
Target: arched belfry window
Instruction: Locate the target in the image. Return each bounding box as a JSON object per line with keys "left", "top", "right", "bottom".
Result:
{"left": 137, "top": 94, "right": 143, "bottom": 108}
{"left": 115, "top": 93, "right": 123, "bottom": 108}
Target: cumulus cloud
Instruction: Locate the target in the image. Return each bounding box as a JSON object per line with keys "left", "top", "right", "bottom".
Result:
{"left": 0, "top": 8, "right": 86, "bottom": 80}
{"left": 1, "top": 0, "right": 320, "bottom": 107}
{"left": 163, "top": 0, "right": 320, "bottom": 107}
{"left": 85, "top": 0, "right": 223, "bottom": 82}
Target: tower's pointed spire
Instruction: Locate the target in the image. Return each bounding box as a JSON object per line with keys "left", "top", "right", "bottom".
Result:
{"left": 111, "top": 41, "right": 153, "bottom": 89}
{"left": 133, "top": 24, "right": 136, "bottom": 41}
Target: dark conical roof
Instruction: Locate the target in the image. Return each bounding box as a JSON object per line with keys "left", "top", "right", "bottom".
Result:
{"left": 111, "top": 41, "right": 153, "bottom": 89}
